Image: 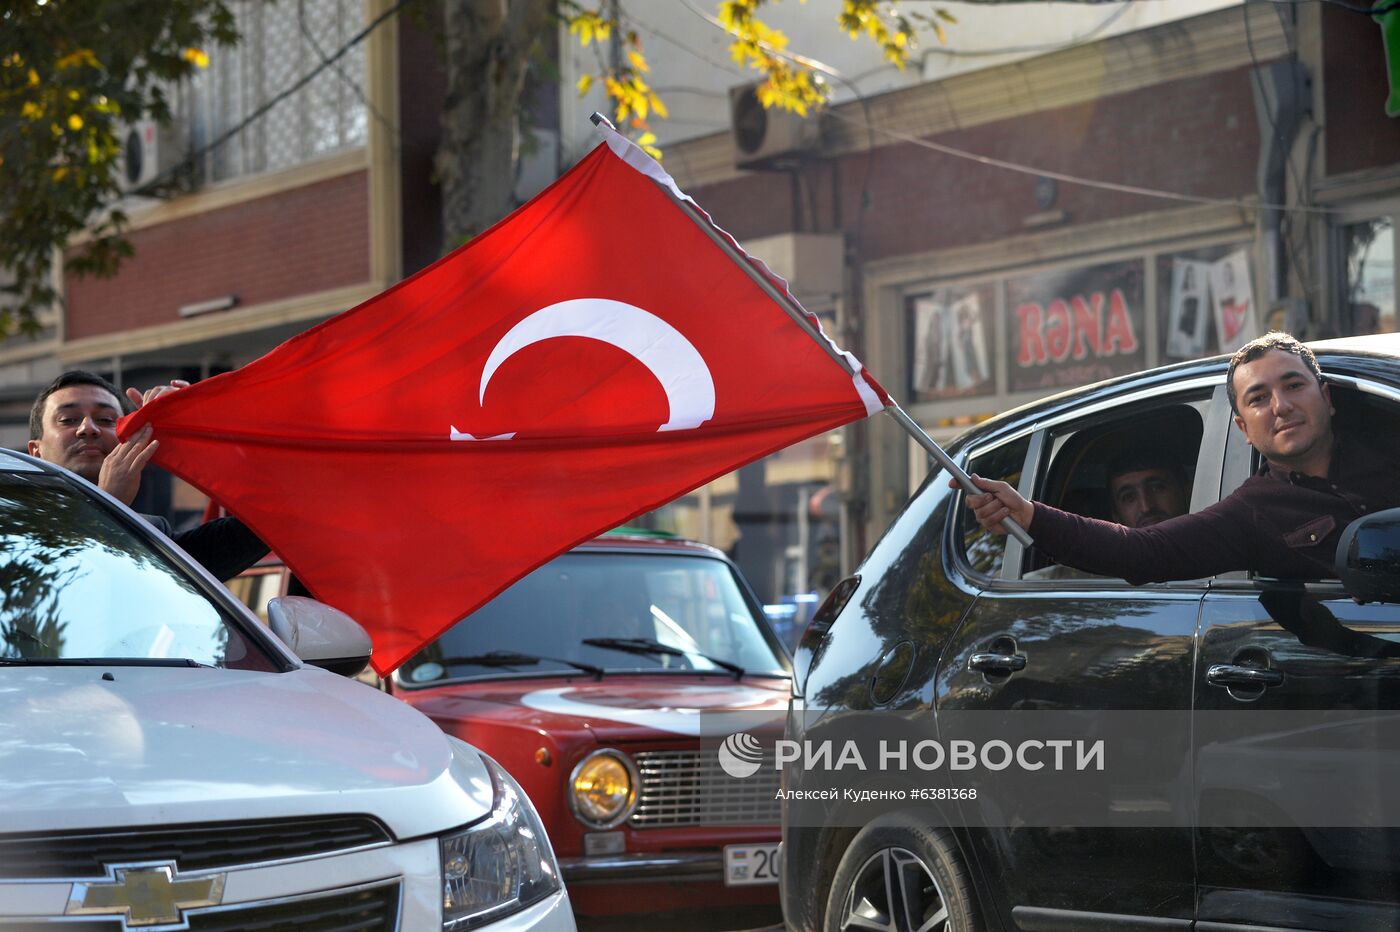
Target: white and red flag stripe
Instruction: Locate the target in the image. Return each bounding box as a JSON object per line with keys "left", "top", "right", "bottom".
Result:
{"left": 121, "top": 120, "right": 890, "bottom": 674}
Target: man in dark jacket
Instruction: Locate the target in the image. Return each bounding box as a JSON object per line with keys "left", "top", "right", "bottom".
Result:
{"left": 960, "top": 332, "right": 1399, "bottom": 583}
{"left": 27, "top": 370, "right": 268, "bottom": 581}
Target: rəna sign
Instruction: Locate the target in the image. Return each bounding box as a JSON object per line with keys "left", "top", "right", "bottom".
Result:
{"left": 1006, "top": 259, "right": 1147, "bottom": 393}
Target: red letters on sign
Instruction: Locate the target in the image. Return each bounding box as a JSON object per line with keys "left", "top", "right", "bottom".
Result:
{"left": 1045, "top": 299, "right": 1072, "bottom": 362}
{"left": 1017, "top": 288, "right": 1138, "bottom": 368}
{"left": 1102, "top": 288, "right": 1139, "bottom": 355}
{"left": 1017, "top": 303, "right": 1047, "bottom": 366}
{"left": 1070, "top": 295, "right": 1102, "bottom": 360}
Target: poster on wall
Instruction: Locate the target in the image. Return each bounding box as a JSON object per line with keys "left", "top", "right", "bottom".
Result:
{"left": 1005, "top": 260, "right": 1146, "bottom": 393}
{"left": 906, "top": 284, "right": 995, "bottom": 401}
{"left": 1156, "top": 241, "right": 1254, "bottom": 361}
{"left": 1166, "top": 259, "right": 1212, "bottom": 359}
{"left": 1209, "top": 249, "right": 1258, "bottom": 352}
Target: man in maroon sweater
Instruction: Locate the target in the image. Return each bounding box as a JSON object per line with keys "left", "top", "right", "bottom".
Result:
{"left": 960, "top": 333, "right": 1400, "bottom": 584}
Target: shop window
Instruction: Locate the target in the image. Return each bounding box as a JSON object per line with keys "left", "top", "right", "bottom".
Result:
{"left": 1340, "top": 218, "right": 1396, "bottom": 334}
{"left": 905, "top": 283, "right": 996, "bottom": 402}
{"left": 182, "top": 0, "right": 369, "bottom": 183}
{"left": 1155, "top": 243, "right": 1256, "bottom": 362}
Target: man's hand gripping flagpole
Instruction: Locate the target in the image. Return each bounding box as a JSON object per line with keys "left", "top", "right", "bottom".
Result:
{"left": 887, "top": 404, "right": 1033, "bottom": 547}
{"left": 588, "top": 113, "right": 1033, "bottom": 549}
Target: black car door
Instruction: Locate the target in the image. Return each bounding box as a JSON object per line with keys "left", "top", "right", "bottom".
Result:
{"left": 1193, "top": 378, "right": 1400, "bottom": 931}
{"left": 935, "top": 381, "right": 1225, "bottom": 930}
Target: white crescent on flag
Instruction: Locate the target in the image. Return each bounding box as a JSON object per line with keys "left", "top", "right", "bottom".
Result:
{"left": 450, "top": 297, "right": 717, "bottom": 441}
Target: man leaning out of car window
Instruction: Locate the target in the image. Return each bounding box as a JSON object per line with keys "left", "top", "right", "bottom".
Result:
{"left": 958, "top": 332, "right": 1400, "bottom": 584}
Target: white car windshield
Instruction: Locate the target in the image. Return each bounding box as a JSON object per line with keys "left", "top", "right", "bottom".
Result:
{"left": 0, "top": 472, "right": 277, "bottom": 670}
{"left": 400, "top": 551, "right": 788, "bottom": 685}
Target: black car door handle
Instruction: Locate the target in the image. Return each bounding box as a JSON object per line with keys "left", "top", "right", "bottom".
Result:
{"left": 1205, "top": 664, "right": 1284, "bottom": 688}
{"left": 968, "top": 652, "right": 1027, "bottom": 675}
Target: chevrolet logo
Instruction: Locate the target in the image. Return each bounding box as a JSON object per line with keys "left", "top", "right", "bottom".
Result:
{"left": 66, "top": 862, "right": 226, "bottom": 928}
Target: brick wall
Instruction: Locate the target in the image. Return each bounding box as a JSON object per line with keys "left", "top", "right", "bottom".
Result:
{"left": 1323, "top": 4, "right": 1400, "bottom": 178}
{"left": 691, "top": 64, "right": 1263, "bottom": 265}
{"left": 65, "top": 169, "right": 370, "bottom": 340}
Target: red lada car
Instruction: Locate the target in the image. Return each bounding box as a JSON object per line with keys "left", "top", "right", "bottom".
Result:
{"left": 231, "top": 531, "right": 789, "bottom": 917}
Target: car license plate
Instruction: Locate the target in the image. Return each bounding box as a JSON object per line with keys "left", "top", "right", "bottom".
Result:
{"left": 723, "top": 843, "right": 780, "bottom": 886}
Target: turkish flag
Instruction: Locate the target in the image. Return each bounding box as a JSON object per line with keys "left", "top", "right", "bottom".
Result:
{"left": 119, "top": 123, "right": 889, "bottom": 674}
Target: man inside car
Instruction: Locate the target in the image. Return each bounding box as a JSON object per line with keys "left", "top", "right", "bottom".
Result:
{"left": 960, "top": 332, "right": 1400, "bottom": 584}
{"left": 1106, "top": 446, "right": 1191, "bottom": 529}
{"left": 1025, "top": 447, "right": 1191, "bottom": 579}
{"left": 28, "top": 370, "right": 268, "bottom": 581}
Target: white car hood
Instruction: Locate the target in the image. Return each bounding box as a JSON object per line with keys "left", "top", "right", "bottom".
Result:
{"left": 0, "top": 665, "right": 493, "bottom": 839}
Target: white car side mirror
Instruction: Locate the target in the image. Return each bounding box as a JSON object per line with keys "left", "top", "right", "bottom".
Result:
{"left": 267, "top": 596, "right": 373, "bottom": 676}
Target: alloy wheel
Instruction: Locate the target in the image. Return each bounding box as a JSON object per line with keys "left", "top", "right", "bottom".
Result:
{"left": 839, "top": 846, "right": 952, "bottom": 932}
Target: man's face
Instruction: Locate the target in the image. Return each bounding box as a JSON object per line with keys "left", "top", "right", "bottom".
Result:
{"left": 27, "top": 384, "right": 122, "bottom": 482}
{"left": 1109, "top": 467, "right": 1189, "bottom": 528}
{"left": 1230, "top": 349, "right": 1333, "bottom": 466}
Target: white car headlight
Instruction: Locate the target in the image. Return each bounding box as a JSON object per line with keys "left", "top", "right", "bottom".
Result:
{"left": 441, "top": 754, "right": 560, "bottom": 929}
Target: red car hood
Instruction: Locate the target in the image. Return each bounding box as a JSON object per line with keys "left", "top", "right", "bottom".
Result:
{"left": 400, "top": 675, "right": 791, "bottom": 743}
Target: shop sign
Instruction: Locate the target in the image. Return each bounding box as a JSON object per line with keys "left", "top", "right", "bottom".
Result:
{"left": 1007, "top": 260, "right": 1146, "bottom": 392}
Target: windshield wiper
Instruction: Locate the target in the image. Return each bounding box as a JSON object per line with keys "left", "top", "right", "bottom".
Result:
{"left": 581, "top": 637, "right": 746, "bottom": 679}
{"left": 438, "top": 650, "right": 604, "bottom": 680}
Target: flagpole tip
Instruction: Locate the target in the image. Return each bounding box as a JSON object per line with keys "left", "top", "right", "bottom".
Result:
{"left": 590, "top": 112, "right": 615, "bottom": 130}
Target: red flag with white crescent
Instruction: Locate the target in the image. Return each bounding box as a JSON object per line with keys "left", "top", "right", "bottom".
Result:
{"left": 119, "top": 121, "right": 890, "bottom": 674}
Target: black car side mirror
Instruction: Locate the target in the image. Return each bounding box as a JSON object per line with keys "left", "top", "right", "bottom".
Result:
{"left": 1336, "top": 507, "right": 1400, "bottom": 604}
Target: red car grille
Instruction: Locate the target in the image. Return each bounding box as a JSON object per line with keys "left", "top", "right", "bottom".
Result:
{"left": 629, "top": 750, "right": 780, "bottom": 827}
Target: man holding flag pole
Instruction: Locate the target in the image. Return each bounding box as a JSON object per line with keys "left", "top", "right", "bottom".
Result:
{"left": 118, "top": 113, "right": 1028, "bottom": 674}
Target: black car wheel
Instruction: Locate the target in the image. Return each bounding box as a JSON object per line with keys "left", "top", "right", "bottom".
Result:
{"left": 824, "top": 815, "right": 979, "bottom": 932}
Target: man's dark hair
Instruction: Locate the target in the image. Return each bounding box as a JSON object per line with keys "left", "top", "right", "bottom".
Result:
{"left": 1225, "top": 331, "right": 1323, "bottom": 415}
{"left": 1106, "top": 445, "right": 1186, "bottom": 485}
{"left": 29, "top": 370, "right": 126, "bottom": 440}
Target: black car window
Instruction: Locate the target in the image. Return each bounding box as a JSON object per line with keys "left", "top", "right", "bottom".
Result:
{"left": 1022, "top": 396, "right": 1209, "bottom": 580}
{"left": 957, "top": 435, "right": 1032, "bottom": 578}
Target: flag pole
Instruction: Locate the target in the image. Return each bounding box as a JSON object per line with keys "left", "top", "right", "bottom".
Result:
{"left": 589, "top": 113, "right": 1032, "bottom": 548}
{"left": 885, "top": 403, "right": 1033, "bottom": 547}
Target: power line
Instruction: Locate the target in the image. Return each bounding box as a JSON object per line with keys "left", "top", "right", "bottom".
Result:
{"left": 826, "top": 107, "right": 1343, "bottom": 216}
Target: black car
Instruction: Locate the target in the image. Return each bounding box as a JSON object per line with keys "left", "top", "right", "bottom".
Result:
{"left": 782, "top": 333, "right": 1400, "bottom": 932}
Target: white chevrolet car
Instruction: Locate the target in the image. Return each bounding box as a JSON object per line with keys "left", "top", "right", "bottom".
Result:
{"left": 0, "top": 448, "right": 574, "bottom": 932}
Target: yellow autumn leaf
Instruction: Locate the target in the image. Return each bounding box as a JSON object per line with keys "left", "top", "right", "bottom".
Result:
{"left": 576, "top": 73, "right": 594, "bottom": 96}
{"left": 53, "top": 166, "right": 68, "bottom": 182}
{"left": 183, "top": 47, "right": 210, "bottom": 69}
{"left": 27, "top": 68, "right": 39, "bottom": 86}
{"left": 627, "top": 49, "right": 649, "bottom": 74}
{"left": 67, "top": 114, "right": 83, "bottom": 131}
{"left": 55, "top": 49, "right": 97, "bottom": 71}
{"left": 20, "top": 101, "right": 42, "bottom": 120}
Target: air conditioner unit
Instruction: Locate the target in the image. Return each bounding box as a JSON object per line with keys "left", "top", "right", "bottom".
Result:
{"left": 728, "top": 83, "right": 821, "bottom": 169}
{"left": 118, "top": 118, "right": 188, "bottom": 193}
